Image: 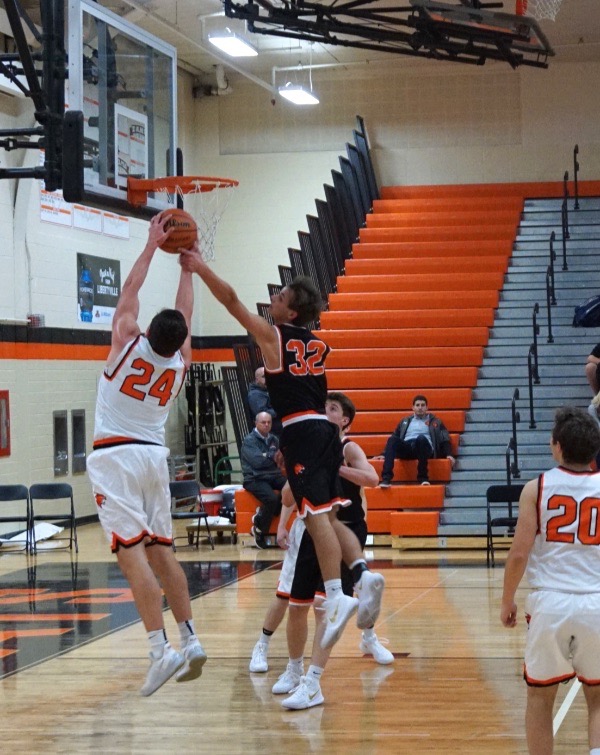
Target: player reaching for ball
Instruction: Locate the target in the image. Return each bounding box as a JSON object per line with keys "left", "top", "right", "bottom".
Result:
{"left": 87, "top": 213, "right": 207, "bottom": 697}
{"left": 179, "top": 245, "right": 385, "bottom": 651}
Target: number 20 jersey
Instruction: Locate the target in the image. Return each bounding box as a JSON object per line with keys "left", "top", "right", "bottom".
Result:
{"left": 527, "top": 466, "right": 600, "bottom": 593}
{"left": 93, "top": 334, "right": 186, "bottom": 448}
{"left": 264, "top": 323, "right": 330, "bottom": 421}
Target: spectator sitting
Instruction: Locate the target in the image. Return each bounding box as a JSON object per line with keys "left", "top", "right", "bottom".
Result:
{"left": 247, "top": 366, "right": 282, "bottom": 436}
{"left": 241, "top": 411, "right": 286, "bottom": 549}
{"left": 374, "top": 394, "right": 455, "bottom": 487}
{"left": 585, "top": 344, "right": 600, "bottom": 395}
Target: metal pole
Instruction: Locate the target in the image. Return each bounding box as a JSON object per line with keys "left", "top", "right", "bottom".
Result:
{"left": 546, "top": 268, "right": 554, "bottom": 344}
{"left": 574, "top": 144, "right": 580, "bottom": 210}
{"left": 528, "top": 346, "right": 536, "bottom": 429}
{"left": 532, "top": 303, "right": 540, "bottom": 383}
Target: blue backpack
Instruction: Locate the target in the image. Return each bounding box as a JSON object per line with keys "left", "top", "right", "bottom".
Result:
{"left": 573, "top": 295, "right": 600, "bottom": 327}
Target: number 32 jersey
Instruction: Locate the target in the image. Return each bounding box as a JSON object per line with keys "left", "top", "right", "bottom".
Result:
{"left": 527, "top": 466, "right": 600, "bottom": 593}
{"left": 265, "top": 324, "right": 329, "bottom": 422}
{"left": 93, "top": 334, "right": 186, "bottom": 449}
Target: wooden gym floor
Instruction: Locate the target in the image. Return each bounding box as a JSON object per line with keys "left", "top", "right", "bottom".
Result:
{"left": 0, "top": 522, "right": 590, "bottom": 754}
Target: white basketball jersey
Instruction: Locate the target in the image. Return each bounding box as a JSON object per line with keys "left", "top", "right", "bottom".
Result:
{"left": 93, "top": 335, "right": 186, "bottom": 447}
{"left": 527, "top": 466, "right": 600, "bottom": 593}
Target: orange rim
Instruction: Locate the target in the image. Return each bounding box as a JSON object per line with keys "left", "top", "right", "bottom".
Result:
{"left": 127, "top": 175, "right": 239, "bottom": 207}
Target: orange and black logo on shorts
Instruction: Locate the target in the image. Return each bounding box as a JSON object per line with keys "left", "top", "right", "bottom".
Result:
{"left": 94, "top": 493, "right": 106, "bottom": 508}
{"left": 294, "top": 463, "right": 305, "bottom": 476}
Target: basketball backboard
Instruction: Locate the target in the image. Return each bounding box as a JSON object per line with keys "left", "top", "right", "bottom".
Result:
{"left": 67, "top": 0, "right": 178, "bottom": 218}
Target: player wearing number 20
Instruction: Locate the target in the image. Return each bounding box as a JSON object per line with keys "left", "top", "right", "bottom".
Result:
{"left": 501, "top": 406, "right": 600, "bottom": 755}
{"left": 88, "top": 213, "right": 207, "bottom": 697}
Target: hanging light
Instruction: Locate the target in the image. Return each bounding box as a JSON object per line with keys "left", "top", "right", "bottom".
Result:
{"left": 278, "top": 82, "right": 319, "bottom": 105}
{"left": 208, "top": 28, "right": 258, "bottom": 57}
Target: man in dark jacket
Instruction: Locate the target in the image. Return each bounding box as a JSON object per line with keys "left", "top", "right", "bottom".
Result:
{"left": 376, "top": 395, "right": 455, "bottom": 487}
{"left": 242, "top": 411, "right": 286, "bottom": 548}
{"left": 247, "top": 366, "right": 282, "bottom": 436}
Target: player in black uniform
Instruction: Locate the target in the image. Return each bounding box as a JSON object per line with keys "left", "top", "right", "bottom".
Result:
{"left": 272, "top": 392, "right": 393, "bottom": 710}
{"left": 178, "top": 251, "right": 385, "bottom": 650}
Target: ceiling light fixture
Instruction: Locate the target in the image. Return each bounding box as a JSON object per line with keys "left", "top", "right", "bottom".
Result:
{"left": 208, "top": 29, "right": 258, "bottom": 57}
{"left": 278, "top": 82, "right": 319, "bottom": 105}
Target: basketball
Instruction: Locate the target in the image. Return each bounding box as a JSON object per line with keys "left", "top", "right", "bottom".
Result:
{"left": 159, "top": 208, "right": 198, "bottom": 253}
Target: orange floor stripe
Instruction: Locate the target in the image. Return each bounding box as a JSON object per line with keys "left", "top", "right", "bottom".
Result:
{"left": 0, "top": 613, "right": 109, "bottom": 621}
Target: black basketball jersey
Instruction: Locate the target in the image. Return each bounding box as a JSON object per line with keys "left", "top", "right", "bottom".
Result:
{"left": 338, "top": 437, "right": 366, "bottom": 525}
{"left": 264, "top": 323, "right": 330, "bottom": 421}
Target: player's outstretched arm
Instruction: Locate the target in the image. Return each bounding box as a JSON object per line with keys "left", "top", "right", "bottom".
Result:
{"left": 339, "top": 441, "right": 379, "bottom": 488}
{"left": 179, "top": 249, "right": 278, "bottom": 361}
{"left": 500, "top": 478, "right": 538, "bottom": 628}
{"left": 174, "top": 240, "right": 198, "bottom": 368}
{"left": 110, "top": 214, "right": 172, "bottom": 358}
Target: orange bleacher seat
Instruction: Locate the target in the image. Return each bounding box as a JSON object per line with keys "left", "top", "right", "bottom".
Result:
{"left": 352, "top": 240, "right": 513, "bottom": 258}
{"left": 336, "top": 272, "right": 504, "bottom": 293}
{"left": 327, "top": 367, "right": 478, "bottom": 390}
{"left": 344, "top": 256, "right": 509, "bottom": 275}
{"left": 366, "top": 210, "right": 519, "bottom": 228}
{"left": 343, "top": 388, "right": 472, "bottom": 411}
{"left": 320, "top": 310, "right": 495, "bottom": 330}
{"left": 328, "top": 291, "right": 499, "bottom": 311}
{"left": 373, "top": 196, "right": 524, "bottom": 211}
{"left": 352, "top": 410, "right": 465, "bottom": 434}
{"left": 390, "top": 511, "right": 439, "bottom": 537}
{"left": 235, "top": 489, "right": 296, "bottom": 535}
{"left": 369, "top": 458, "right": 452, "bottom": 483}
{"left": 366, "top": 510, "right": 391, "bottom": 533}
{"left": 366, "top": 486, "right": 445, "bottom": 510}
{"left": 321, "top": 329, "right": 488, "bottom": 350}
{"left": 359, "top": 225, "right": 517, "bottom": 244}
{"left": 354, "top": 434, "right": 460, "bottom": 457}
{"left": 327, "top": 347, "right": 483, "bottom": 370}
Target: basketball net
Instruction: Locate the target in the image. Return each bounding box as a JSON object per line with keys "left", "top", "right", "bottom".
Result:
{"left": 516, "top": 0, "right": 562, "bottom": 21}
{"left": 161, "top": 179, "right": 238, "bottom": 263}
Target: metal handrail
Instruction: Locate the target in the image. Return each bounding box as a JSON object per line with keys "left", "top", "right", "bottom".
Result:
{"left": 562, "top": 170, "right": 570, "bottom": 242}
{"left": 574, "top": 144, "right": 580, "bottom": 210}
{"left": 546, "top": 267, "right": 554, "bottom": 344}
{"left": 531, "top": 303, "right": 540, "bottom": 383}
{"left": 506, "top": 439, "right": 514, "bottom": 487}
{"left": 528, "top": 344, "right": 537, "bottom": 429}
{"left": 511, "top": 388, "right": 520, "bottom": 477}
{"left": 549, "top": 231, "right": 557, "bottom": 303}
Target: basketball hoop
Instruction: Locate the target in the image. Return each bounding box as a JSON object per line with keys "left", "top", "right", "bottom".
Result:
{"left": 127, "top": 175, "right": 239, "bottom": 262}
{"left": 516, "top": 0, "right": 562, "bottom": 21}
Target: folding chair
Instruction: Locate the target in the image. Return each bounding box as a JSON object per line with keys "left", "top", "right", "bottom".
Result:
{"left": 0, "top": 484, "right": 31, "bottom": 553}
{"left": 29, "top": 482, "right": 78, "bottom": 554}
{"left": 169, "top": 479, "right": 215, "bottom": 551}
{"left": 486, "top": 483, "right": 525, "bottom": 567}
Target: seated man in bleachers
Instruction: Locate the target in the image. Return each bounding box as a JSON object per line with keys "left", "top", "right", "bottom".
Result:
{"left": 247, "top": 366, "right": 282, "bottom": 436}
{"left": 375, "top": 394, "right": 455, "bottom": 487}
{"left": 241, "top": 411, "right": 286, "bottom": 548}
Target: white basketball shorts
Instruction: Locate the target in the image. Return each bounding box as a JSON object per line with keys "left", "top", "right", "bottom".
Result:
{"left": 276, "top": 517, "right": 306, "bottom": 598}
{"left": 524, "top": 589, "right": 600, "bottom": 686}
{"left": 87, "top": 443, "right": 173, "bottom": 552}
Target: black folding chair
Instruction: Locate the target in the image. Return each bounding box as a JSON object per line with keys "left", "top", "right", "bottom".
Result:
{"left": 169, "top": 480, "right": 215, "bottom": 551}
{"left": 29, "top": 483, "right": 78, "bottom": 554}
{"left": 0, "top": 484, "right": 31, "bottom": 553}
{"left": 486, "top": 483, "right": 525, "bottom": 567}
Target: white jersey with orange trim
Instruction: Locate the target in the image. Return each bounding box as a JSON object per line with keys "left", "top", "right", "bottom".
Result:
{"left": 526, "top": 465, "right": 600, "bottom": 594}
{"left": 93, "top": 334, "right": 186, "bottom": 448}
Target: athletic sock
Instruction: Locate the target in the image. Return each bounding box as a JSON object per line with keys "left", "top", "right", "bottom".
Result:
{"left": 350, "top": 559, "right": 369, "bottom": 584}
{"left": 306, "top": 665, "right": 324, "bottom": 688}
{"left": 324, "top": 579, "right": 343, "bottom": 600}
{"left": 178, "top": 619, "right": 197, "bottom": 647}
{"left": 148, "top": 628, "right": 168, "bottom": 658}
{"left": 362, "top": 626, "right": 376, "bottom": 641}
{"left": 260, "top": 628, "right": 274, "bottom": 645}
{"left": 289, "top": 656, "right": 304, "bottom": 675}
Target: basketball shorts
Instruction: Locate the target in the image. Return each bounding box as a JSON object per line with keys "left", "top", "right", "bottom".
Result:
{"left": 276, "top": 517, "right": 307, "bottom": 600}
{"left": 277, "top": 518, "right": 367, "bottom": 606}
{"left": 280, "top": 419, "right": 349, "bottom": 518}
{"left": 524, "top": 590, "right": 600, "bottom": 686}
{"left": 87, "top": 444, "right": 173, "bottom": 553}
